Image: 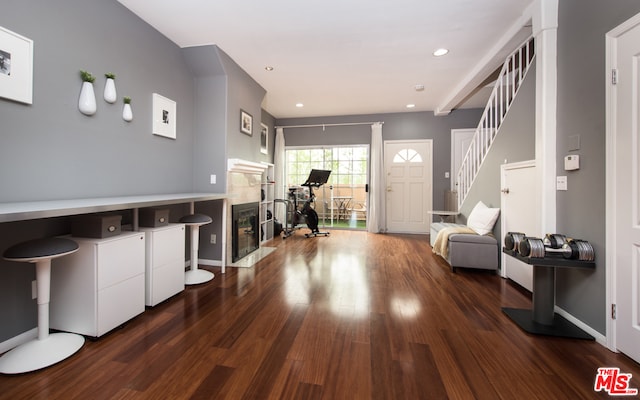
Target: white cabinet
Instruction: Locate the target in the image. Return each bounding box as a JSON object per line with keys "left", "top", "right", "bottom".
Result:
{"left": 261, "top": 162, "right": 275, "bottom": 244}
{"left": 50, "top": 231, "right": 146, "bottom": 337}
{"left": 140, "top": 224, "right": 185, "bottom": 306}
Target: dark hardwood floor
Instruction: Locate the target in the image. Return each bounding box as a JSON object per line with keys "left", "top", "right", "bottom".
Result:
{"left": 0, "top": 230, "right": 638, "bottom": 399}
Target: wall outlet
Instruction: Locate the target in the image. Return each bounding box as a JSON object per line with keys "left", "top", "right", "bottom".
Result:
{"left": 210, "top": 234, "right": 216, "bottom": 244}
{"left": 210, "top": 174, "right": 216, "bottom": 184}
{"left": 445, "top": 172, "right": 450, "bottom": 178}
{"left": 32, "top": 280, "right": 37, "bottom": 300}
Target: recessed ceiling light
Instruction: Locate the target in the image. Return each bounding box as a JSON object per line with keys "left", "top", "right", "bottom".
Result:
{"left": 433, "top": 48, "right": 449, "bottom": 57}
{"left": 406, "top": 104, "right": 416, "bottom": 109}
{"left": 296, "top": 103, "right": 304, "bottom": 108}
{"left": 265, "top": 66, "right": 274, "bottom": 71}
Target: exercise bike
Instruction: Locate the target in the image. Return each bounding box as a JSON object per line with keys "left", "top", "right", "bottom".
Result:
{"left": 280, "top": 169, "right": 331, "bottom": 238}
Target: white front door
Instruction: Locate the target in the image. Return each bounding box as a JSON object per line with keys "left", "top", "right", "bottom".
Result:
{"left": 384, "top": 140, "right": 432, "bottom": 234}
{"left": 500, "top": 161, "right": 540, "bottom": 292}
{"left": 610, "top": 15, "right": 640, "bottom": 364}
{"left": 451, "top": 129, "right": 475, "bottom": 191}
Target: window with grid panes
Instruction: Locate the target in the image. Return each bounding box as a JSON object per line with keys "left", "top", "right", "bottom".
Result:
{"left": 285, "top": 146, "right": 368, "bottom": 188}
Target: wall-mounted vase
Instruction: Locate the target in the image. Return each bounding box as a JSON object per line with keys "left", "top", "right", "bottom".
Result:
{"left": 123, "top": 103, "right": 133, "bottom": 122}
{"left": 78, "top": 81, "right": 97, "bottom": 116}
{"left": 104, "top": 78, "right": 117, "bottom": 104}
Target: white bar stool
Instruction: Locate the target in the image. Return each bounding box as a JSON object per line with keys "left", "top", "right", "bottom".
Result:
{"left": 0, "top": 237, "right": 85, "bottom": 374}
{"left": 179, "top": 213, "right": 214, "bottom": 285}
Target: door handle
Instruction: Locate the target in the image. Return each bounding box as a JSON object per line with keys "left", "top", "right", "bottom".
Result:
{"left": 501, "top": 188, "right": 510, "bottom": 194}
{"left": 387, "top": 187, "right": 392, "bottom": 192}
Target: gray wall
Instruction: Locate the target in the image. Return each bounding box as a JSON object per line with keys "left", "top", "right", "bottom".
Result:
{"left": 260, "top": 109, "right": 276, "bottom": 164}
{"left": 183, "top": 46, "right": 228, "bottom": 194}
{"left": 555, "top": 0, "right": 640, "bottom": 335}
{"left": 182, "top": 45, "right": 267, "bottom": 262}
{"left": 219, "top": 50, "right": 267, "bottom": 162}
{"left": 458, "top": 63, "right": 536, "bottom": 248}
{"left": 277, "top": 109, "right": 483, "bottom": 210}
{"left": 0, "top": 0, "right": 195, "bottom": 202}
{"left": 0, "top": 0, "right": 200, "bottom": 342}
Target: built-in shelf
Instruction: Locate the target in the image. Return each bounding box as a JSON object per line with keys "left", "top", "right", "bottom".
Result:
{"left": 260, "top": 163, "right": 275, "bottom": 244}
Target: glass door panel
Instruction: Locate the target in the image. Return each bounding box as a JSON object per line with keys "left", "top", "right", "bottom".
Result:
{"left": 285, "top": 145, "right": 368, "bottom": 230}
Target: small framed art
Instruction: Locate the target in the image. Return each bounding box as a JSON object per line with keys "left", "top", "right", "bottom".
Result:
{"left": 152, "top": 93, "right": 176, "bottom": 139}
{"left": 240, "top": 109, "right": 252, "bottom": 136}
{"left": 260, "top": 123, "right": 268, "bottom": 154}
{"left": 0, "top": 26, "right": 33, "bottom": 104}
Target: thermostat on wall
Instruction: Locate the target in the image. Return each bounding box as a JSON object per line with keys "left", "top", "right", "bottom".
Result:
{"left": 564, "top": 154, "right": 580, "bottom": 171}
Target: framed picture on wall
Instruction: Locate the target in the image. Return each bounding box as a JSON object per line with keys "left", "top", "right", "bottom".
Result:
{"left": 0, "top": 26, "right": 33, "bottom": 104}
{"left": 152, "top": 93, "right": 177, "bottom": 139}
{"left": 260, "top": 123, "right": 268, "bottom": 154}
{"left": 240, "top": 109, "right": 252, "bottom": 136}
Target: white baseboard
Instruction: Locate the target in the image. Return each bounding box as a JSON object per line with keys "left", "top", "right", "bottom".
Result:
{"left": 184, "top": 259, "right": 222, "bottom": 269}
{"left": 198, "top": 259, "right": 222, "bottom": 267}
{"left": 0, "top": 328, "right": 37, "bottom": 354}
{"left": 555, "top": 306, "right": 607, "bottom": 346}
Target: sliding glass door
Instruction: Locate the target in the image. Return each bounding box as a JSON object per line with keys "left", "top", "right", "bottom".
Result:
{"left": 285, "top": 145, "right": 369, "bottom": 230}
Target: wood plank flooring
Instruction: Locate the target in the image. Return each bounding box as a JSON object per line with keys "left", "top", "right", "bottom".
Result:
{"left": 0, "top": 230, "right": 639, "bottom": 399}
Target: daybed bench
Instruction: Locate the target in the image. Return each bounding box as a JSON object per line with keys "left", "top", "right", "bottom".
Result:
{"left": 430, "top": 201, "right": 499, "bottom": 272}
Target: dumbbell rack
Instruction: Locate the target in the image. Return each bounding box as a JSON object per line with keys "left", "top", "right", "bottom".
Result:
{"left": 502, "top": 248, "right": 595, "bottom": 340}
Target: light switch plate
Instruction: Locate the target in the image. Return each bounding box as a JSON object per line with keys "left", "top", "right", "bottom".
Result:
{"left": 557, "top": 176, "right": 568, "bottom": 191}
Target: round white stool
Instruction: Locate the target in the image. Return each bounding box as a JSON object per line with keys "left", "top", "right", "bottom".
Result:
{"left": 0, "top": 237, "right": 85, "bottom": 374}
{"left": 179, "top": 213, "right": 214, "bottom": 285}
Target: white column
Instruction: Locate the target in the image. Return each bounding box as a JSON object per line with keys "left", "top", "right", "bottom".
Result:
{"left": 533, "top": 0, "right": 558, "bottom": 235}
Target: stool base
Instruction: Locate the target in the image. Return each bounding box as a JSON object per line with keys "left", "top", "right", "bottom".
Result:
{"left": 185, "top": 269, "right": 214, "bottom": 285}
{"left": 0, "top": 332, "right": 84, "bottom": 374}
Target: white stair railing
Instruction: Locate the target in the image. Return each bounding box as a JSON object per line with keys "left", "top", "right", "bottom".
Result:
{"left": 456, "top": 37, "right": 535, "bottom": 211}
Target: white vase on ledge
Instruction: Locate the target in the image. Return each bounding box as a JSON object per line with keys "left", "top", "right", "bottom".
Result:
{"left": 103, "top": 78, "right": 117, "bottom": 104}
{"left": 78, "top": 81, "right": 97, "bottom": 116}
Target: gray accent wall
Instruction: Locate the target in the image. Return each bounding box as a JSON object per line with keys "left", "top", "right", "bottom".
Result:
{"left": 555, "top": 0, "right": 640, "bottom": 335}
{"left": 277, "top": 109, "right": 483, "bottom": 211}
{"left": 0, "top": 0, "right": 200, "bottom": 343}
{"left": 0, "top": 0, "right": 195, "bottom": 203}
{"left": 457, "top": 63, "right": 536, "bottom": 248}
{"left": 182, "top": 46, "right": 228, "bottom": 194}
{"left": 182, "top": 45, "right": 267, "bottom": 262}
{"left": 0, "top": 1, "right": 271, "bottom": 342}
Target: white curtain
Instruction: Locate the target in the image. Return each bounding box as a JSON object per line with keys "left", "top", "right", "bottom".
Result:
{"left": 274, "top": 127, "right": 286, "bottom": 222}
{"left": 367, "top": 122, "right": 385, "bottom": 233}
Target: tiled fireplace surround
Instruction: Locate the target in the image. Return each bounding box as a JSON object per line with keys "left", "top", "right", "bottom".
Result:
{"left": 226, "top": 160, "right": 266, "bottom": 265}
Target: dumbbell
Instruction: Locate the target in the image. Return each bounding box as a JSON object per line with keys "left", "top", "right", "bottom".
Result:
{"left": 504, "top": 232, "right": 526, "bottom": 251}
{"left": 516, "top": 234, "right": 595, "bottom": 261}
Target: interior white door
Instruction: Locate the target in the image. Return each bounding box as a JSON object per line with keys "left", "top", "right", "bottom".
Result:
{"left": 612, "top": 17, "right": 640, "bottom": 364}
{"left": 451, "top": 129, "right": 475, "bottom": 191}
{"left": 384, "top": 140, "right": 432, "bottom": 234}
{"left": 500, "top": 161, "right": 539, "bottom": 292}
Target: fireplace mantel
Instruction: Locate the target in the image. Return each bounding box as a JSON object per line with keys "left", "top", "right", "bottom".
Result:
{"left": 227, "top": 158, "right": 269, "bottom": 174}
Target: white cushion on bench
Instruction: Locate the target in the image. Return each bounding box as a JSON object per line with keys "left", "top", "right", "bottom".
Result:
{"left": 466, "top": 201, "right": 500, "bottom": 235}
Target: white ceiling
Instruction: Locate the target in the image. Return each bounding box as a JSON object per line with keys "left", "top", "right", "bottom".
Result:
{"left": 118, "top": 0, "right": 533, "bottom": 119}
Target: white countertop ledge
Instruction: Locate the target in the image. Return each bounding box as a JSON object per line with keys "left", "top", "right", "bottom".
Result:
{"left": 0, "top": 193, "right": 230, "bottom": 223}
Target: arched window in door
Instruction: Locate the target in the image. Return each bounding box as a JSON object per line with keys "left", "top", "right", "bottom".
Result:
{"left": 392, "top": 148, "right": 423, "bottom": 163}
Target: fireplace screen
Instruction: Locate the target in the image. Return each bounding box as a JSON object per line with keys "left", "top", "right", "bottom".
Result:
{"left": 232, "top": 202, "right": 260, "bottom": 262}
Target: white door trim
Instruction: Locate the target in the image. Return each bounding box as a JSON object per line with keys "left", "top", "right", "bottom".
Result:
{"left": 604, "top": 11, "right": 640, "bottom": 353}
{"left": 500, "top": 159, "right": 536, "bottom": 279}
{"left": 450, "top": 128, "right": 475, "bottom": 191}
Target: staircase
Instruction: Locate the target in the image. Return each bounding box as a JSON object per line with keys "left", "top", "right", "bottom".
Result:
{"left": 456, "top": 37, "right": 535, "bottom": 211}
